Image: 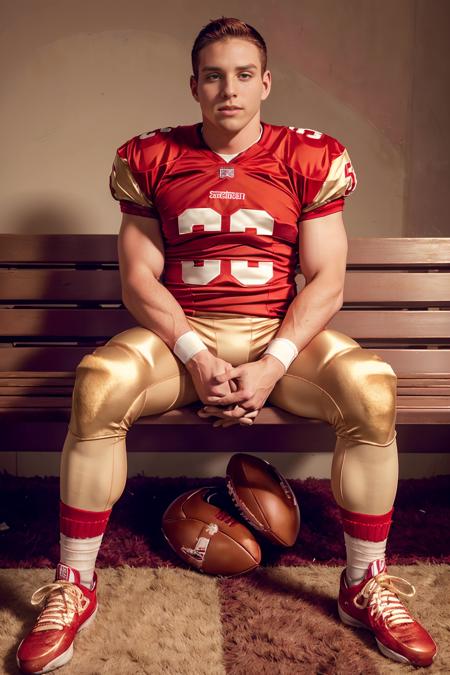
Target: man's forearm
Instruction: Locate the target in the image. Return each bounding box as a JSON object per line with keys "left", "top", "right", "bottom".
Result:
{"left": 268, "top": 274, "right": 344, "bottom": 354}
{"left": 122, "top": 277, "right": 193, "bottom": 351}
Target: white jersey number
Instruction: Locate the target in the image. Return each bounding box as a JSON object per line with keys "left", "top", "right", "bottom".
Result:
{"left": 177, "top": 207, "right": 274, "bottom": 286}
{"left": 289, "top": 126, "right": 323, "bottom": 140}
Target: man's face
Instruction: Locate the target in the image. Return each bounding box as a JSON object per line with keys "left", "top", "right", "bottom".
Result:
{"left": 190, "top": 38, "right": 271, "bottom": 133}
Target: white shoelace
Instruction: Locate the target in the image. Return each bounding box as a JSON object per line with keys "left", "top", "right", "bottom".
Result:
{"left": 30, "top": 581, "right": 88, "bottom": 633}
{"left": 354, "top": 572, "right": 416, "bottom": 628}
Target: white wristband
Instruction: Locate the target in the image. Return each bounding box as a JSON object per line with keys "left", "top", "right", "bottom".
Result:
{"left": 263, "top": 338, "right": 299, "bottom": 372}
{"left": 173, "top": 330, "right": 208, "bottom": 364}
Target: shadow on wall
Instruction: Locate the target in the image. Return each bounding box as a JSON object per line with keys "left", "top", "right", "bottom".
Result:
{"left": 5, "top": 200, "right": 126, "bottom": 380}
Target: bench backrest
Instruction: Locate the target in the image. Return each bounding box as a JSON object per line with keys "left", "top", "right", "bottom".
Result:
{"left": 1, "top": 235, "right": 449, "bottom": 377}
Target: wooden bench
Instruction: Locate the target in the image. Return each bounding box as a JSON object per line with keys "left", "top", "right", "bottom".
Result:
{"left": 1, "top": 234, "right": 449, "bottom": 454}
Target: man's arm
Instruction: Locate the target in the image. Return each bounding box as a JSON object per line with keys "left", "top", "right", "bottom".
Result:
{"left": 118, "top": 212, "right": 193, "bottom": 351}
{"left": 261, "top": 209, "right": 348, "bottom": 365}
{"left": 118, "top": 212, "right": 240, "bottom": 405}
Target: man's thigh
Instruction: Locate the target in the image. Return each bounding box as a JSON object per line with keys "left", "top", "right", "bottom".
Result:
{"left": 268, "top": 329, "right": 363, "bottom": 423}
{"left": 103, "top": 325, "right": 199, "bottom": 419}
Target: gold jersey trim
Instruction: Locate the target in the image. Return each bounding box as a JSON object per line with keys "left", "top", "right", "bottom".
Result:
{"left": 302, "top": 149, "right": 355, "bottom": 214}
{"left": 110, "top": 153, "right": 154, "bottom": 209}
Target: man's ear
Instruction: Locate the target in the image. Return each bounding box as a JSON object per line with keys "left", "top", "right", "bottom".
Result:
{"left": 190, "top": 75, "right": 199, "bottom": 102}
{"left": 261, "top": 69, "right": 272, "bottom": 101}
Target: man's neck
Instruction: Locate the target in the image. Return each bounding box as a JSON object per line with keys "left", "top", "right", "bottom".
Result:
{"left": 200, "top": 116, "right": 263, "bottom": 155}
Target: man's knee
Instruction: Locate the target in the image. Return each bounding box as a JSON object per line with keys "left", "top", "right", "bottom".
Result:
{"left": 329, "top": 348, "right": 397, "bottom": 445}
{"left": 70, "top": 345, "right": 147, "bottom": 439}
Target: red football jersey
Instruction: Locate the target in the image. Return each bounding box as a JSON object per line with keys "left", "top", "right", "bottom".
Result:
{"left": 110, "top": 122, "right": 356, "bottom": 318}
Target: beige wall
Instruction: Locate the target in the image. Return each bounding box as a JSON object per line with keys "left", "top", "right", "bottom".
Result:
{"left": 405, "top": 0, "right": 450, "bottom": 236}
{"left": 1, "top": 0, "right": 448, "bottom": 237}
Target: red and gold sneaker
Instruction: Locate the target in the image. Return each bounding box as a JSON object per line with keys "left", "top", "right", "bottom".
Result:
{"left": 16, "top": 563, "right": 98, "bottom": 674}
{"left": 338, "top": 559, "right": 437, "bottom": 667}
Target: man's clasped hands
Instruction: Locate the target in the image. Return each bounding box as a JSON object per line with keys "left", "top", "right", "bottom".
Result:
{"left": 185, "top": 349, "right": 286, "bottom": 428}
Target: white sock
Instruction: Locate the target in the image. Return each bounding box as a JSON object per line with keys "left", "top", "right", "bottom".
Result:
{"left": 344, "top": 532, "right": 387, "bottom": 586}
{"left": 60, "top": 533, "right": 104, "bottom": 589}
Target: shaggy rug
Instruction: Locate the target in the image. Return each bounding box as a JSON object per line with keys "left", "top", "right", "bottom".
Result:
{"left": 1, "top": 474, "right": 449, "bottom": 567}
{"left": 1, "top": 474, "right": 449, "bottom": 673}
{"left": 1, "top": 565, "right": 448, "bottom": 674}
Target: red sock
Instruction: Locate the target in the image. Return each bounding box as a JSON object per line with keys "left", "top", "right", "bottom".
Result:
{"left": 339, "top": 506, "right": 393, "bottom": 542}
{"left": 60, "top": 500, "right": 112, "bottom": 538}
{"left": 59, "top": 500, "right": 112, "bottom": 588}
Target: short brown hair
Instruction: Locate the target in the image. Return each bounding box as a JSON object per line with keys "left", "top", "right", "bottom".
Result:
{"left": 191, "top": 17, "right": 267, "bottom": 79}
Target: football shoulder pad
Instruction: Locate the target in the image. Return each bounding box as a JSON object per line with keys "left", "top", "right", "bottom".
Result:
{"left": 109, "top": 125, "right": 179, "bottom": 215}
{"left": 282, "top": 125, "right": 357, "bottom": 215}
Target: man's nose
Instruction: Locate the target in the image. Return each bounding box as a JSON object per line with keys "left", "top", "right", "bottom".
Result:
{"left": 221, "top": 75, "right": 237, "bottom": 98}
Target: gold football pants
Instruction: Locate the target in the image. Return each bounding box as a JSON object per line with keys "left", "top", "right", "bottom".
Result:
{"left": 61, "top": 312, "right": 398, "bottom": 515}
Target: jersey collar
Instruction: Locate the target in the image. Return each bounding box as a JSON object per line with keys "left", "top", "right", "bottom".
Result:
{"left": 194, "top": 121, "right": 268, "bottom": 164}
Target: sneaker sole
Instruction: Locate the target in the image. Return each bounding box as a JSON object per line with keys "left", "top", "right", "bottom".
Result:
{"left": 16, "top": 604, "right": 98, "bottom": 674}
{"left": 338, "top": 602, "right": 436, "bottom": 667}
{"left": 337, "top": 603, "right": 367, "bottom": 630}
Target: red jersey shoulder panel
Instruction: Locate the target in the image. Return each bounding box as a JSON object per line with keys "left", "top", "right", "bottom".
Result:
{"left": 264, "top": 123, "right": 357, "bottom": 220}
{"left": 117, "top": 125, "right": 184, "bottom": 172}
{"left": 268, "top": 124, "right": 345, "bottom": 176}
{"left": 109, "top": 125, "right": 187, "bottom": 218}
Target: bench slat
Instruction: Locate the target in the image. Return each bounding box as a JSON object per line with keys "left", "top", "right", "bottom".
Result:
{"left": 1, "top": 308, "right": 449, "bottom": 339}
{"left": 0, "top": 386, "right": 73, "bottom": 395}
{"left": 2, "top": 269, "right": 449, "bottom": 305}
{"left": 396, "top": 396, "right": 450, "bottom": 408}
{"left": 309, "top": 272, "right": 449, "bottom": 305}
{"left": 343, "top": 272, "right": 449, "bottom": 305}
{"left": 368, "top": 349, "right": 450, "bottom": 375}
{"left": 0, "top": 270, "right": 121, "bottom": 302}
{"left": 2, "top": 387, "right": 449, "bottom": 399}
{"left": 397, "top": 378, "right": 450, "bottom": 386}
{"left": 0, "top": 404, "right": 448, "bottom": 427}
{"left": 1, "top": 394, "right": 449, "bottom": 410}
{"left": 0, "top": 235, "right": 118, "bottom": 264}
{"left": 1, "top": 379, "right": 449, "bottom": 397}
{"left": 346, "top": 238, "right": 450, "bottom": 267}
{"left": 3, "top": 375, "right": 450, "bottom": 387}
{"left": 330, "top": 311, "right": 450, "bottom": 338}
{"left": 0, "top": 348, "right": 96, "bottom": 371}
{"left": 0, "top": 347, "right": 449, "bottom": 376}
{"left": 0, "top": 374, "right": 75, "bottom": 382}
{"left": 1, "top": 235, "right": 449, "bottom": 266}
{"left": 0, "top": 308, "right": 135, "bottom": 336}
{"left": 0, "top": 396, "right": 73, "bottom": 408}
{"left": 1, "top": 415, "right": 447, "bottom": 452}
{"left": 397, "top": 386, "right": 450, "bottom": 395}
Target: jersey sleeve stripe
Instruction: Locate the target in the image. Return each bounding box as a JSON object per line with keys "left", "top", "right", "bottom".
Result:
{"left": 299, "top": 197, "right": 344, "bottom": 221}
{"left": 302, "top": 149, "right": 355, "bottom": 214}
{"left": 119, "top": 201, "right": 159, "bottom": 218}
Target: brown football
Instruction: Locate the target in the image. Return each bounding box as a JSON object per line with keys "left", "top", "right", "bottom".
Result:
{"left": 161, "top": 486, "right": 261, "bottom": 576}
{"left": 226, "top": 453, "right": 300, "bottom": 547}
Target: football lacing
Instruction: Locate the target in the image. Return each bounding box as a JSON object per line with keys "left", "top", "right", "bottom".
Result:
{"left": 226, "top": 480, "right": 244, "bottom": 515}
{"left": 354, "top": 572, "right": 416, "bottom": 628}
{"left": 30, "top": 581, "right": 87, "bottom": 633}
{"left": 226, "top": 480, "right": 263, "bottom": 529}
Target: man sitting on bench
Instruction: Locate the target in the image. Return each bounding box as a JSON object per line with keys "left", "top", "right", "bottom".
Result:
{"left": 16, "top": 16, "right": 436, "bottom": 673}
